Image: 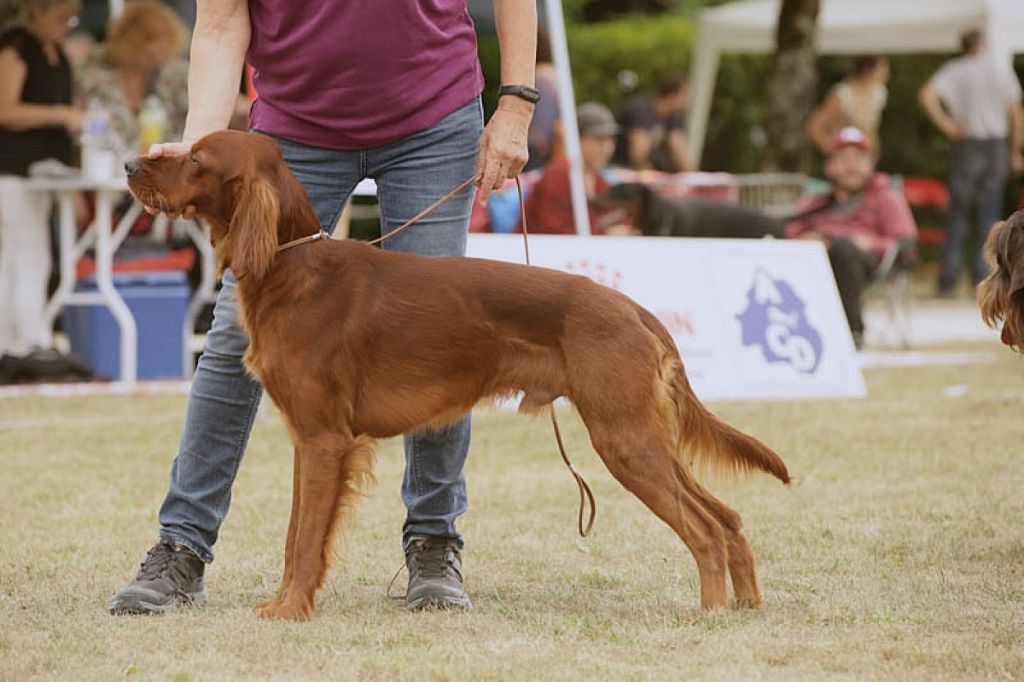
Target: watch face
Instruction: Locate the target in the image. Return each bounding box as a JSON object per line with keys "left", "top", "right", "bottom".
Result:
{"left": 521, "top": 87, "right": 541, "bottom": 103}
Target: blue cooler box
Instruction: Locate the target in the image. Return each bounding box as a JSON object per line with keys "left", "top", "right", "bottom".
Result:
{"left": 63, "top": 271, "right": 189, "bottom": 380}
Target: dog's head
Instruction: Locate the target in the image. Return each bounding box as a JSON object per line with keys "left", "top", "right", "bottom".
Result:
{"left": 977, "top": 210, "right": 1024, "bottom": 351}
{"left": 589, "top": 182, "right": 654, "bottom": 211}
{"left": 126, "top": 130, "right": 312, "bottom": 281}
{"left": 589, "top": 183, "right": 656, "bottom": 231}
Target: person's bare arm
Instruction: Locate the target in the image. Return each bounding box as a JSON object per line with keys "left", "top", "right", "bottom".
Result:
{"left": 666, "top": 128, "right": 692, "bottom": 172}
{"left": 145, "top": 0, "right": 250, "bottom": 216}
{"left": 476, "top": 0, "right": 536, "bottom": 205}
{"left": 0, "top": 48, "right": 80, "bottom": 132}
{"left": 179, "top": 0, "right": 250, "bottom": 146}
{"left": 806, "top": 94, "right": 842, "bottom": 154}
{"left": 918, "top": 78, "right": 963, "bottom": 142}
{"left": 147, "top": 0, "right": 250, "bottom": 159}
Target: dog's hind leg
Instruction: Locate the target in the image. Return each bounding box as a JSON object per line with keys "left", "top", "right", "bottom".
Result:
{"left": 256, "top": 431, "right": 351, "bottom": 621}
{"left": 682, "top": 476, "right": 763, "bottom": 608}
{"left": 583, "top": 422, "right": 730, "bottom": 610}
{"left": 724, "top": 527, "right": 762, "bottom": 608}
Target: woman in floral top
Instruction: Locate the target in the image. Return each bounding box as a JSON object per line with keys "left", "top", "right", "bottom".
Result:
{"left": 74, "top": 0, "right": 188, "bottom": 156}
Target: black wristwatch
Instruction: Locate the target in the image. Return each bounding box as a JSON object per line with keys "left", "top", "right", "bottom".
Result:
{"left": 498, "top": 84, "right": 542, "bottom": 104}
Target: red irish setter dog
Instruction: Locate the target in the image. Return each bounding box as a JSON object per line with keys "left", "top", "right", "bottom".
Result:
{"left": 127, "top": 130, "right": 790, "bottom": 621}
{"left": 978, "top": 210, "right": 1024, "bottom": 352}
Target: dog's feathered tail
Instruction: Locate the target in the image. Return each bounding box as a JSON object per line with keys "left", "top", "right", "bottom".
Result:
{"left": 636, "top": 305, "right": 791, "bottom": 486}
{"left": 323, "top": 435, "right": 377, "bottom": 571}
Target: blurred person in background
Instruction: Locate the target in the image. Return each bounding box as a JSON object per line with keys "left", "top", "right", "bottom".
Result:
{"left": 785, "top": 127, "right": 917, "bottom": 349}
{"left": 74, "top": 0, "right": 188, "bottom": 155}
{"left": 61, "top": 24, "right": 92, "bottom": 66}
{"left": 919, "top": 28, "right": 1024, "bottom": 297}
{"left": 107, "top": 0, "right": 537, "bottom": 617}
{"left": 521, "top": 102, "right": 626, "bottom": 235}
{"left": 523, "top": 30, "right": 559, "bottom": 172}
{"left": 808, "top": 55, "right": 890, "bottom": 156}
{"left": 0, "top": 0, "right": 88, "bottom": 382}
{"left": 613, "top": 74, "right": 692, "bottom": 173}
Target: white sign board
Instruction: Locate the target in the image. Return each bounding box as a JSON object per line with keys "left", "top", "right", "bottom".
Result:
{"left": 466, "top": 234, "right": 867, "bottom": 401}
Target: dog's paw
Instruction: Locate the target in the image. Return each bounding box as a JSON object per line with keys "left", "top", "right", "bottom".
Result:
{"left": 254, "top": 595, "right": 314, "bottom": 621}
{"left": 254, "top": 596, "right": 280, "bottom": 613}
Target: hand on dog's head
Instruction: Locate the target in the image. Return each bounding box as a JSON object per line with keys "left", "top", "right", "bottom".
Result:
{"left": 978, "top": 210, "right": 1024, "bottom": 351}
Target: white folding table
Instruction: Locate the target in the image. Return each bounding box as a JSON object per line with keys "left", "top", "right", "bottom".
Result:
{"left": 23, "top": 175, "right": 216, "bottom": 384}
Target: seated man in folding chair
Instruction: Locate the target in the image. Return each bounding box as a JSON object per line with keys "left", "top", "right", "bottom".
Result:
{"left": 786, "top": 127, "right": 917, "bottom": 349}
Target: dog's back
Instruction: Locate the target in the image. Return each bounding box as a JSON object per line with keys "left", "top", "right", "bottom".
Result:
{"left": 592, "top": 182, "right": 785, "bottom": 239}
{"left": 648, "top": 196, "right": 785, "bottom": 239}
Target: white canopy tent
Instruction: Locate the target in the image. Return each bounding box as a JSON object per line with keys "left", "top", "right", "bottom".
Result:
{"left": 688, "top": 0, "right": 1024, "bottom": 165}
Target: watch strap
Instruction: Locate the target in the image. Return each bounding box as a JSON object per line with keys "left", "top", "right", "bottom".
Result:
{"left": 498, "top": 84, "right": 541, "bottom": 104}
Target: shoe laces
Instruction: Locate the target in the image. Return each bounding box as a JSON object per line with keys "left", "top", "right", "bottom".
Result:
{"left": 408, "top": 539, "right": 459, "bottom": 579}
{"left": 387, "top": 539, "right": 462, "bottom": 600}
{"left": 137, "top": 540, "right": 194, "bottom": 583}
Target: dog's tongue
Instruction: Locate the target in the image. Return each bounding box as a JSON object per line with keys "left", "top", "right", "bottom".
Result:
{"left": 1002, "top": 325, "right": 1014, "bottom": 346}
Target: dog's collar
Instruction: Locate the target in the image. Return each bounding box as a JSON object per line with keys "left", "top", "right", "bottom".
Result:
{"left": 277, "top": 230, "right": 330, "bottom": 254}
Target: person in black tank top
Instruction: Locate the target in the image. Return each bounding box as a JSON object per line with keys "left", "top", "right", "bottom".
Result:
{"left": 0, "top": 0, "right": 85, "bottom": 377}
{"left": 0, "top": 0, "right": 81, "bottom": 175}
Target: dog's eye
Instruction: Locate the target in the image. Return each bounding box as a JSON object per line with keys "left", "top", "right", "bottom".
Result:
{"left": 190, "top": 155, "right": 199, "bottom": 165}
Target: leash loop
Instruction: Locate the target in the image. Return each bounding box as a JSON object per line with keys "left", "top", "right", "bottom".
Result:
{"left": 516, "top": 176, "right": 595, "bottom": 538}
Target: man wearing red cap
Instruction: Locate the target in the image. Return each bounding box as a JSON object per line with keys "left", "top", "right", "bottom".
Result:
{"left": 785, "top": 127, "right": 917, "bottom": 348}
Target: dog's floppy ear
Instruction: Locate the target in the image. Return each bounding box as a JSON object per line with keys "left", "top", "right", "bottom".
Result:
{"left": 1008, "top": 220, "right": 1024, "bottom": 302}
{"left": 230, "top": 177, "right": 280, "bottom": 282}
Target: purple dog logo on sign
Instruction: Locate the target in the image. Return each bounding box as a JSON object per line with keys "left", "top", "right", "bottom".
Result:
{"left": 737, "top": 270, "right": 823, "bottom": 374}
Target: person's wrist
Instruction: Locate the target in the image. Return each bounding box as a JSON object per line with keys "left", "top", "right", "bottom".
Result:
{"left": 56, "top": 105, "right": 72, "bottom": 127}
{"left": 495, "top": 96, "right": 535, "bottom": 118}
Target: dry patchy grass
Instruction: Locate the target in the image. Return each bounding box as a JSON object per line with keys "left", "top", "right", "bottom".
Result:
{"left": 1, "top": 342, "right": 1022, "bottom": 681}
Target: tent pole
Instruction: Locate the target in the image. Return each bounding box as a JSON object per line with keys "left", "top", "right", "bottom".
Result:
{"left": 545, "top": 0, "right": 591, "bottom": 236}
{"left": 687, "top": 35, "right": 719, "bottom": 169}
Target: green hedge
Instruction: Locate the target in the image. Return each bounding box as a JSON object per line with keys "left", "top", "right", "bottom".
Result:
{"left": 479, "top": 17, "right": 770, "bottom": 173}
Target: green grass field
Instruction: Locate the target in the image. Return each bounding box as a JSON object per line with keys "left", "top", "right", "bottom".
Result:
{"left": 1, "top": 341, "right": 1021, "bottom": 681}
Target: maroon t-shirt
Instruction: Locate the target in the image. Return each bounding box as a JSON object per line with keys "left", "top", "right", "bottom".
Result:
{"left": 247, "top": 0, "right": 484, "bottom": 149}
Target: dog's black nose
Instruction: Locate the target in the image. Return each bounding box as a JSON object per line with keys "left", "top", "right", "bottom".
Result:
{"left": 124, "top": 159, "right": 141, "bottom": 177}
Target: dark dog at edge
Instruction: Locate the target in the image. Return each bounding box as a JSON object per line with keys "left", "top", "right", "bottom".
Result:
{"left": 978, "top": 210, "right": 1024, "bottom": 351}
{"left": 126, "top": 130, "right": 789, "bottom": 621}
{"left": 590, "top": 182, "right": 786, "bottom": 239}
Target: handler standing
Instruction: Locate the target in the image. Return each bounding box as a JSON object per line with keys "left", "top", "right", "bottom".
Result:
{"left": 108, "top": 0, "right": 538, "bottom": 614}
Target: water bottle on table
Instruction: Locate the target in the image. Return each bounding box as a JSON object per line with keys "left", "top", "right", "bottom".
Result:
{"left": 81, "top": 99, "right": 117, "bottom": 181}
{"left": 139, "top": 95, "right": 168, "bottom": 151}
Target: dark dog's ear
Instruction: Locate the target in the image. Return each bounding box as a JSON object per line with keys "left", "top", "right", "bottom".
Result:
{"left": 996, "top": 212, "right": 1024, "bottom": 301}
{"left": 230, "top": 178, "right": 280, "bottom": 282}
{"left": 1010, "top": 231, "right": 1024, "bottom": 304}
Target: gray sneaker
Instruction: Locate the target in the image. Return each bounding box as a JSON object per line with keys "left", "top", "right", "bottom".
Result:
{"left": 107, "top": 539, "right": 207, "bottom": 615}
{"left": 405, "top": 537, "right": 471, "bottom": 611}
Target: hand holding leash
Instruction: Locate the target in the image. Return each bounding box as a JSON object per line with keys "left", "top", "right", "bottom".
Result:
{"left": 475, "top": 100, "right": 531, "bottom": 207}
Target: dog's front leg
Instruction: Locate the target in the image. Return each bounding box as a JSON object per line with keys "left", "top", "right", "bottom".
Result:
{"left": 255, "top": 447, "right": 301, "bottom": 615}
{"left": 256, "top": 433, "right": 351, "bottom": 621}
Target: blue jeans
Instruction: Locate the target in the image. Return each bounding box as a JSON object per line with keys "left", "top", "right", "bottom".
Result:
{"left": 940, "top": 137, "right": 1009, "bottom": 291}
{"left": 157, "top": 98, "right": 483, "bottom": 562}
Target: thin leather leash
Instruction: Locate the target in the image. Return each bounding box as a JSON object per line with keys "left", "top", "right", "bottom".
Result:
{"left": 277, "top": 174, "right": 596, "bottom": 539}
{"left": 275, "top": 176, "right": 480, "bottom": 254}
{"left": 513, "top": 177, "right": 595, "bottom": 538}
